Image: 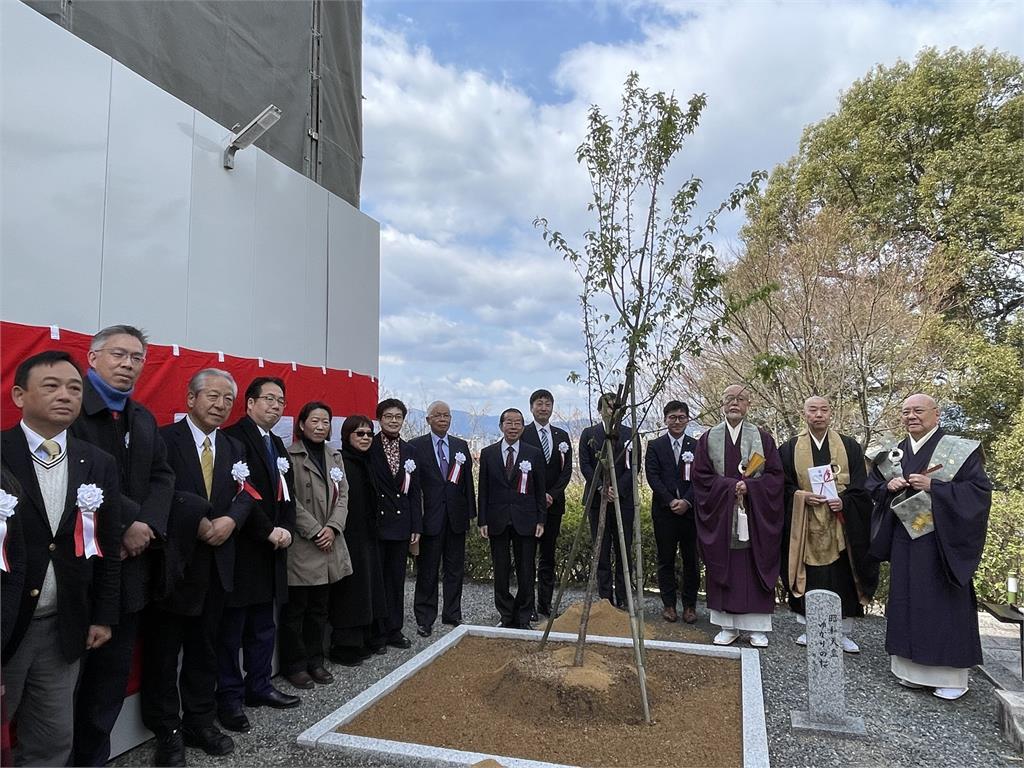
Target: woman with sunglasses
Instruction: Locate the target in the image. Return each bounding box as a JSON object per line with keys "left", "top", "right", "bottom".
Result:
{"left": 327, "top": 416, "right": 388, "bottom": 665}
{"left": 280, "top": 401, "right": 352, "bottom": 689}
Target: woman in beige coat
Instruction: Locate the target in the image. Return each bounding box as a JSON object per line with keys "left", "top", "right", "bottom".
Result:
{"left": 281, "top": 401, "right": 352, "bottom": 688}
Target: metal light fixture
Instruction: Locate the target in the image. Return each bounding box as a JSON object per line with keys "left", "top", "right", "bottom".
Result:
{"left": 223, "top": 104, "right": 282, "bottom": 169}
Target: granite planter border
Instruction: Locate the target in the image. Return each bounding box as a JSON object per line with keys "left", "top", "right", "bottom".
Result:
{"left": 297, "top": 624, "right": 770, "bottom": 768}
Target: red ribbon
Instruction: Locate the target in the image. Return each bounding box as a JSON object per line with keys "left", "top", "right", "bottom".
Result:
{"left": 237, "top": 480, "right": 263, "bottom": 501}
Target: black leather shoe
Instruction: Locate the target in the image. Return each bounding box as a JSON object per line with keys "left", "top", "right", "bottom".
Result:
{"left": 308, "top": 665, "right": 334, "bottom": 684}
{"left": 329, "top": 647, "right": 364, "bottom": 666}
{"left": 371, "top": 643, "right": 387, "bottom": 655}
{"left": 286, "top": 670, "right": 315, "bottom": 689}
{"left": 217, "top": 709, "right": 250, "bottom": 733}
{"left": 182, "top": 724, "right": 234, "bottom": 756}
{"left": 441, "top": 618, "right": 462, "bottom": 627}
{"left": 245, "top": 687, "right": 301, "bottom": 709}
{"left": 416, "top": 624, "right": 432, "bottom": 638}
{"left": 153, "top": 729, "right": 186, "bottom": 767}
{"left": 387, "top": 634, "right": 412, "bottom": 649}
{"left": 530, "top": 610, "right": 539, "bottom": 622}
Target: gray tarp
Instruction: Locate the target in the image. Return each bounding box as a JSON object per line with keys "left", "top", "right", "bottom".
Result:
{"left": 24, "top": 0, "right": 362, "bottom": 207}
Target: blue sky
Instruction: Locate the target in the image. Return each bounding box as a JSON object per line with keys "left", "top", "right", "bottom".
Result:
{"left": 360, "top": 0, "right": 1024, "bottom": 422}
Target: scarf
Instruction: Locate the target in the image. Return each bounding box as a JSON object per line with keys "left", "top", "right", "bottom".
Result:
{"left": 87, "top": 368, "right": 133, "bottom": 412}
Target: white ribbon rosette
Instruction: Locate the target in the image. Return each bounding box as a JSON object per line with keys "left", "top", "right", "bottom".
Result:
{"left": 402, "top": 458, "right": 417, "bottom": 494}
{"left": 558, "top": 441, "right": 569, "bottom": 470}
{"left": 449, "top": 451, "right": 467, "bottom": 484}
{"left": 232, "top": 461, "right": 262, "bottom": 500}
{"left": 681, "top": 450, "right": 695, "bottom": 481}
{"left": 330, "top": 465, "right": 345, "bottom": 507}
{"left": 0, "top": 490, "right": 17, "bottom": 572}
{"left": 75, "top": 484, "right": 105, "bottom": 558}
{"left": 276, "top": 456, "right": 291, "bottom": 502}
{"left": 517, "top": 460, "right": 532, "bottom": 494}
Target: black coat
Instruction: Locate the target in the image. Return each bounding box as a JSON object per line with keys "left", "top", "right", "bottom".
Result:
{"left": 644, "top": 432, "right": 697, "bottom": 518}
{"left": 1, "top": 467, "right": 27, "bottom": 654}
{"left": 368, "top": 435, "right": 423, "bottom": 541}
{"left": 1, "top": 428, "right": 122, "bottom": 663}
{"left": 579, "top": 423, "right": 638, "bottom": 511}
{"left": 158, "top": 419, "right": 254, "bottom": 615}
{"left": 407, "top": 433, "right": 476, "bottom": 536}
{"left": 521, "top": 422, "right": 573, "bottom": 516}
{"left": 222, "top": 416, "right": 295, "bottom": 606}
{"left": 477, "top": 441, "right": 547, "bottom": 536}
{"left": 330, "top": 445, "right": 387, "bottom": 628}
{"left": 70, "top": 377, "right": 176, "bottom": 612}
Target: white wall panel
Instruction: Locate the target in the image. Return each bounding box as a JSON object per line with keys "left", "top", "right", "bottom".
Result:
{"left": 0, "top": 0, "right": 110, "bottom": 331}
{"left": 99, "top": 61, "right": 194, "bottom": 339}
{"left": 252, "top": 151, "right": 312, "bottom": 362}
{"left": 303, "top": 183, "right": 330, "bottom": 364}
{"left": 327, "top": 198, "right": 380, "bottom": 376}
{"left": 185, "top": 112, "right": 258, "bottom": 356}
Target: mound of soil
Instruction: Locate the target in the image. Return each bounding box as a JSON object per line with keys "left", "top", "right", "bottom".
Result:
{"left": 549, "top": 598, "right": 708, "bottom": 644}
{"left": 342, "top": 636, "right": 743, "bottom": 767}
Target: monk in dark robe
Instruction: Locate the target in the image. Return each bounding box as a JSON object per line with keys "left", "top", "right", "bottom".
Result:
{"left": 693, "top": 384, "right": 784, "bottom": 647}
{"left": 780, "top": 396, "right": 878, "bottom": 654}
{"left": 867, "top": 393, "right": 990, "bottom": 701}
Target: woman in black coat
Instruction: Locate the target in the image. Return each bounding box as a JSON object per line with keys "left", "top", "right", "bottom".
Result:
{"left": 328, "top": 415, "right": 388, "bottom": 665}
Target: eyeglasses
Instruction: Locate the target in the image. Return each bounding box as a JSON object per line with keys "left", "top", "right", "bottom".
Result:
{"left": 380, "top": 413, "right": 404, "bottom": 421}
{"left": 256, "top": 394, "right": 285, "bottom": 406}
{"left": 666, "top": 414, "right": 689, "bottom": 421}
{"left": 98, "top": 348, "right": 146, "bottom": 365}
{"left": 353, "top": 429, "right": 374, "bottom": 437}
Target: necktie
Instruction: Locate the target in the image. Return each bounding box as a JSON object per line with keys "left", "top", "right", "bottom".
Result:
{"left": 39, "top": 439, "right": 60, "bottom": 461}
{"left": 263, "top": 433, "right": 276, "bottom": 467}
{"left": 438, "top": 439, "right": 449, "bottom": 478}
{"left": 201, "top": 436, "right": 214, "bottom": 499}
{"left": 540, "top": 428, "right": 551, "bottom": 461}
{"left": 673, "top": 439, "right": 681, "bottom": 464}
{"left": 505, "top": 446, "right": 515, "bottom": 480}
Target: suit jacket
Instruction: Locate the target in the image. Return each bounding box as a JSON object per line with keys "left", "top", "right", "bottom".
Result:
{"left": 158, "top": 419, "right": 253, "bottom": 614}
{"left": 521, "top": 422, "right": 573, "bottom": 516}
{"left": 286, "top": 439, "right": 352, "bottom": 586}
{"left": 222, "top": 416, "right": 295, "bottom": 606}
{"left": 579, "top": 423, "right": 639, "bottom": 511}
{"left": 645, "top": 432, "right": 697, "bottom": 519}
{"left": 71, "top": 377, "right": 176, "bottom": 612}
{"left": 1, "top": 467, "right": 27, "bottom": 654}
{"left": 368, "top": 435, "right": 423, "bottom": 541}
{"left": 477, "top": 441, "right": 546, "bottom": 537}
{"left": 1, "top": 427, "right": 122, "bottom": 663}
{"left": 408, "top": 433, "right": 476, "bottom": 536}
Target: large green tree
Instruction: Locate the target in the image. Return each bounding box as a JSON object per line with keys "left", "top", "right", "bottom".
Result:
{"left": 753, "top": 46, "right": 1024, "bottom": 334}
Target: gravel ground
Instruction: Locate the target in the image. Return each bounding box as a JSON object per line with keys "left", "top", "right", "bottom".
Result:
{"left": 111, "top": 579, "right": 1021, "bottom": 768}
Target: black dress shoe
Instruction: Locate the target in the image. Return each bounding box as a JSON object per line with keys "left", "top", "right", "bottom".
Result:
{"left": 530, "top": 610, "right": 539, "bottom": 622}
{"left": 182, "top": 724, "right": 234, "bottom": 756}
{"left": 245, "top": 687, "right": 301, "bottom": 709}
{"left": 217, "top": 709, "right": 250, "bottom": 733}
{"left": 386, "top": 634, "right": 412, "bottom": 649}
{"left": 371, "top": 644, "right": 388, "bottom": 655}
{"left": 329, "top": 647, "right": 364, "bottom": 666}
{"left": 308, "top": 665, "right": 334, "bottom": 684}
{"left": 441, "top": 618, "right": 462, "bottom": 627}
{"left": 416, "top": 624, "right": 432, "bottom": 638}
{"left": 286, "top": 670, "right": 315, "bottom": 689}
{"left": 153, "top": 729, "right": 186, "bottom": 767}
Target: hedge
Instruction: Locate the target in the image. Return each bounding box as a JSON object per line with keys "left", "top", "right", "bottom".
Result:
{"left": 462, "top": 482, "right": 1023, "bottom": 609}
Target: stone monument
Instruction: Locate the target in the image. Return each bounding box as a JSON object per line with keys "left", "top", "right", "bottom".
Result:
{"left": 790, "top": 589, "right": 866, "bottom": 737}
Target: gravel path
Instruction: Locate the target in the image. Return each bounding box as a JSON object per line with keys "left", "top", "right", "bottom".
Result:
{"left": 111, "top": 579, "right": 1019, "bottom": 768}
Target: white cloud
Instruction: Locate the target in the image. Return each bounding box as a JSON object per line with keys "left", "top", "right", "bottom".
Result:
{"left": 365, "top": 1, "right": 1024, "bottom": 415}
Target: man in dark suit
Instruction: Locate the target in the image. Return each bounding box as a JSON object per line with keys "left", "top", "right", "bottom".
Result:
{"left": 219, "top": 377, "right": 298, "bottom": 724}
{"left": 369, "top": 398, "right": 422, "bottom": 649}
{"left": 477, "top": 408, "right": 546, "bottom": 629}
{"left": 141, "top": 369, "right": 254, "bottom": 765}
{"left": 408, "top": 400, "right": 475, "bottom": 637}
{"left": 1, "top": 351, "right": 121, "bottom": 767}
{"left": 70, "top": 324, "right": 176, "bottom": 766}
{"left": 644, "top": 400, "right": 700, "bottom": 624}
{"left": 521, "top": 388, "right": 573, "bottom": 618}
{"left": 579, "top": 392, "right": 640, "bottom": 608}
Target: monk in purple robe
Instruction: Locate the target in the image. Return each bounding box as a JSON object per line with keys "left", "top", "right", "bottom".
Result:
{"left": 693, "top": 384, "right": 784, "bottom": 647}
{"left": 867, "top": 393, "right": 990, "bottom": 701}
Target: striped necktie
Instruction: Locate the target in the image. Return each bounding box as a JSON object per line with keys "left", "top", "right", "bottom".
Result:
{"left": 540, "top": 427, "right": 551, "bottom": 461}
